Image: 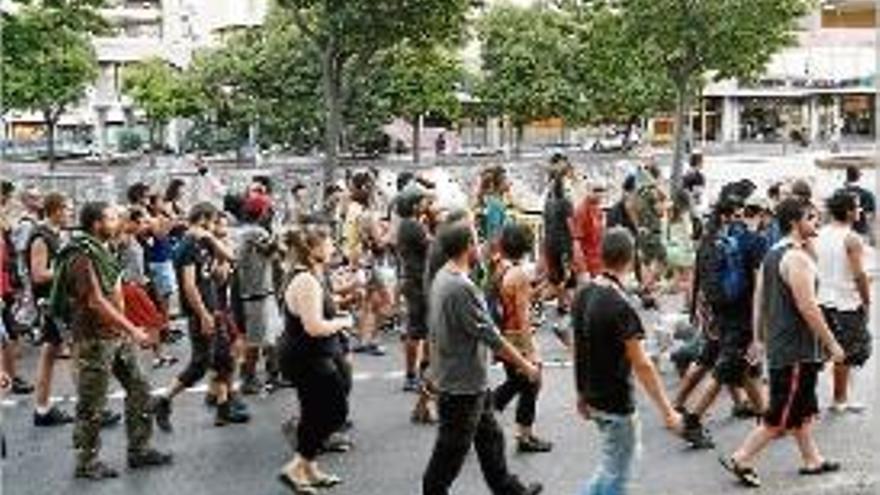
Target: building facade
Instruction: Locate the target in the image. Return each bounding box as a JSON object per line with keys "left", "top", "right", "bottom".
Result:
{"left": 654, "top": 0, "right": 877, "bottom": 146}
{"left": 2, "top": 0, "right": 267, "bottom": 154}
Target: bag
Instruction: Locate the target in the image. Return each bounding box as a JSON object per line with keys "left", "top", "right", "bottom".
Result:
{"left": 714, "top": 232, "right": 747, "bottom": 304}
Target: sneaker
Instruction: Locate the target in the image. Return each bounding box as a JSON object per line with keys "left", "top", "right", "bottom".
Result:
{"left": 101, "top": 410, "right": 122, "bottom": 428}
{"left": 731, "top": 404, "right": 760, "bottom": 419}
{"left": 153, "top": 396, "right": 173, "bottom": 433}
{"left": 353, "top": 342, "right": 386, "bottom": 356}
{"left": 229, "top": 395, "right": 249, "bottom": 413}
{"left": 204, "top": 393, "right": 218, "bottom": 408}
{"left": 517, "top": 435, "right": 553, "bottom": 453}
{"left": 828, "top": 402, "right": 848, "bottom": 414}
{"left": 75, "top": 460, "right": 119, "bottom": 480}
{"left": 215, "top": 402, "right": 251, "bottom": 427}
{"left": 402, "top": 375, "right": 421, "bottom": 393}
{"left": 34, "top": 406, "right": 74, "bottom": 427}
{"left": 240, "top": 376, "right": 263, "bottom": 396}
{"left": 128, "top": 448, "right": 173, "bottom": 469}
{"left": 319, "top": 432, "right": 353, "bottom": 453}
{"left": 11, "top": 376, "right": 34, "bottom": 395}
{"left": 524, "top": 482, "right": 544, "bottom": 495}
{"left": 846, "top": 402, "right": 867, "bottom": 414}
{"left": 683, "top": 426, "right": 715, "bottom": 450}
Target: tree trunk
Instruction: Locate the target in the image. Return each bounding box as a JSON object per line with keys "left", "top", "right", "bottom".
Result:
{"left": 321, "top": 44, "right": 343, "bottom": 190}
{"left": 148, "top": 121, "right": 157, "bottom": 167}
{"left": 514, "top": 122, "right": 524, "bottom": 157}
{"left": 412, "top": 114, "right": 422, "bottom": 164}
{"left": 44, "top": 110, "right": 57, "bottom": 171}
{"left": 671, "top": 80, "right": 691, "bottom": 192}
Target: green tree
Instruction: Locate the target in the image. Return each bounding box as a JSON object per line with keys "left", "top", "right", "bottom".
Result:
{"left": 620, "top": 0, "right": 810, "bottom": 187}
{"left": 477, "top": 3, "right": 583, "bottom": 153}
{"left": 2, "top": 5, "right": 101, "bottom": 168}
{"left": 122, "top": 58, "right": 200, "bottom": 164}
{"left": 565, "top": 4, "right": 675, "bottom": 145}
{"left": 277, "top": 0, "right": 471, "bottom": 182}
{"left": 381, "top": 43, "right": 464, "bottom": 163}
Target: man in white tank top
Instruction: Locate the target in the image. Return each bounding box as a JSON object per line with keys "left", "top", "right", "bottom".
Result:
{"left": 816, "top": 190, "right": 872, "bottom": 413}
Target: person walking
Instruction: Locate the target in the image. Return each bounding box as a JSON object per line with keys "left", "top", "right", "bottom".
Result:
{"left": 572, "top": 227, "right": 682, "bottom": 495}
{"left": 153, "top": 203, "right": 248, "bottom": 430}
{"left": 816, "top": 190, "right": 872, "bottom": 413}
{"left": 276, "top": 223, "right": 354, "bottom": 493}
{"left": 49, "top": 202, "right": 172, "bottom": 480}
{"left": 720, "top": 198, "right": 846, "bottom": 488}
{"left": 491, "top": 222, "right": 552, "bottom": 453}
{"left": 421, "top": 218, "right": 543, "bottom": 495}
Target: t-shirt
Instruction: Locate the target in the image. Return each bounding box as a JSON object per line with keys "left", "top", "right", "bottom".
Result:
{"left": 235, "top": 223, "right": 274, "bottom": 299}
{"left": 174, "top": 234, "right": 219, "bottom": 316}
{"left": 118, "top": 237, "right": 147, "bottom": 285}
{"left": 428, "top": 267, "right": 505, "bottom": 395}
{"left": 67, "top": 254, "right": 120, "bottom": 341}
{"left": 396, "top": 217, "right": 429, "bottom": 291}
{"left": 572, "top": 279, "right": 645, "bottom": 415}
{"left": 572, "top": 199, "right": 604, "bottom": 276}
{"left": 543, "top": 194, "right": 573, "bottom": 254}
{"left": 682, "top": 169, "right": 705, "bottom": 192}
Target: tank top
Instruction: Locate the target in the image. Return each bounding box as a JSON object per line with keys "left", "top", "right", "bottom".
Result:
{"left": 27, "top": 225, "right": 61, "bottom": 300}
{"left": 816, "top": 224, "right": 862, "bottom": 311}
{"left": 279, "top": 269, "right": 342, "bottom": 359}
{"left": 499, "top": 264, "right": 529, "bottom": 333}
{"left": 763, "top": 241, "right": 823, "bottom": 369}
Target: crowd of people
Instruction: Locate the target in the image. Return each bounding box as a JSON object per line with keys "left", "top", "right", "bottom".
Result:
{"left": 0, "top": 154, "right": 875, "bottom": 494}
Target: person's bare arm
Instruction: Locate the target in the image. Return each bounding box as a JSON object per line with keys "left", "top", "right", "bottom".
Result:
{"left": 782, "top": 251, "right": 844, "bottom": 361}
{"left": 625, "top": 338, "right": 681, "bottom": 431}
{"left": 285, "top": 273, "right": 352, "bottom": 337}
{"left": 181, "top": 264, "right": 213, "bottom": 334}
{"left": 29, "top": 238, "right": 52, "bottom": 285}
{"left": 496, "top": 339, "right": 540, "bottom": 382}
{"left": 752, "top": 263, "right": 766, "bottom": 344}
{"left": 845, "top": 233, "right": 871, "bottom": 309}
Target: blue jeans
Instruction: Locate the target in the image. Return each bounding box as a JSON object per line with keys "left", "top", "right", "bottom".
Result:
{"left": 579, "top": 411, "right": 640, "bottom": 495}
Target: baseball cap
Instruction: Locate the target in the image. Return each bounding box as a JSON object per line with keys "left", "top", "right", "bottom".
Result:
{"left": 242, "top": 192, "right": 272, "bottom": 220}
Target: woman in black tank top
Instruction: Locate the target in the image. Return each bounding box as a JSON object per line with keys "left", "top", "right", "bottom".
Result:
{"left": 277, "top": 224, "right": 354, "bottom": 493}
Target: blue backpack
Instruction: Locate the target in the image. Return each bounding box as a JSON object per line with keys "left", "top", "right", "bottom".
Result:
{"left": 714, "top": 227, "right": 748, "bottom": 304}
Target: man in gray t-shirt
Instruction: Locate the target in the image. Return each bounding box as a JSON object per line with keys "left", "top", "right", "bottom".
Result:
{"left": 422, "top": 219, "right": 542, "bottom": 495}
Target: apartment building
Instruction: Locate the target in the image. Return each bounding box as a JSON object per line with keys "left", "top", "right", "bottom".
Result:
{"left": 3, "top": 0, "right": 267, "bottom": 153}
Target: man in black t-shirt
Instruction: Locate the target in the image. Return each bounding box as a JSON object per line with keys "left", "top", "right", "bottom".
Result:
{"left": 154, "top": 203, "right": 248, "bottom": 431}
{"left": 396, "top": 189, "right": 432, "bottom": 393}
{"left": 572, "top": 227, "right": 681, "bottom": 494}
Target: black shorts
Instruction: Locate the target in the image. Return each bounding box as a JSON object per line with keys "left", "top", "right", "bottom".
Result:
{"left": 545, "top": 248, "right": 573, "bottom": 287}
{"left": 764, "top": 362, "right": 821, "bottom": 431}
{"left": 39, "top": 313, "right": 64, "bottom": 347}
{"left": 1, "top": 299, "right": 16, "bottom": 341}
{"left": 402, "top": 289, "right": 428, "bottom": 340}
{"left": 696, "top": 337, "right": 720, "bottom": 368}
{"left": 822, "top": 306, "right": 871, "bottom": 367}
{"left": 713, "top": 346, "right": 760, "bottom": 385}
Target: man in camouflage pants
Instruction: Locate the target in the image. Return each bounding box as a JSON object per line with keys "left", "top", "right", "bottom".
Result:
{"left": 51, "top": 202, "right": 172, "bottom": 480}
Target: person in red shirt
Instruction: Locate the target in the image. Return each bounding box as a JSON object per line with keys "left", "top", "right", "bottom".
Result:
{"left": 572, "top": 181, "right": 608, "bottom": 281}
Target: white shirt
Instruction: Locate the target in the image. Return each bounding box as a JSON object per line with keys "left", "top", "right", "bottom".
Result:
{"left": 816, "top": 224, "right": 863, "bottom": 311}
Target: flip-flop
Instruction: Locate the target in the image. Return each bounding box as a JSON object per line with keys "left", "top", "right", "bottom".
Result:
{"left": 799, "top": 461, "right": 841, "bottom": 476}
{"left": 277, "top": 473, "right": 318, "bottom": 494}
{"left": 719, "top": 456, "right": 761, "bottom": 488}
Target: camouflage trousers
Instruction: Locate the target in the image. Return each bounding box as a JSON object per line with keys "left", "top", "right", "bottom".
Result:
{"left": 72, "top": 338, "right": 154, "bottom": 468}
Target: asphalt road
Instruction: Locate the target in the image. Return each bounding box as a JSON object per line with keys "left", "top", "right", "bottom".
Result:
{"left": 2, "top": 286, "right": 878, "bottom": 495}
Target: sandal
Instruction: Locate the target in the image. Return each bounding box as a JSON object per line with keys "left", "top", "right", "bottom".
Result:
{"left": 799, "top": 460, "right": 841, "bottom": 476}
{"left": 277, "top": 473, "right": 318, "bottom": 494}
{"left": 719, "top": 456, "right": 761, "bottom": 488}
{"left": 310, "top": 473, "right": 343, "bottom": 488}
